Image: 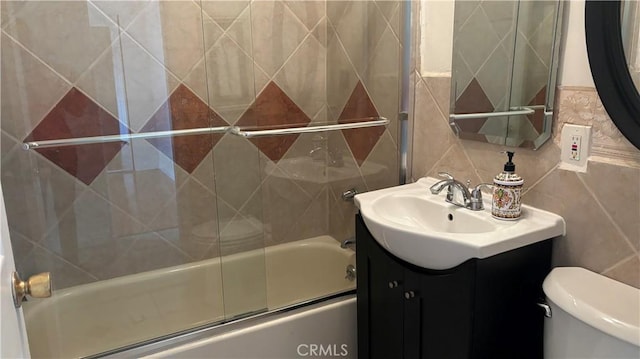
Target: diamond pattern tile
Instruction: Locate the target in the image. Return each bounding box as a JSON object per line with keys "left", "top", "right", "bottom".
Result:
{"left": 527, "top": 86, "right": 547, "bottom": 134}
{"left": 236, "top": 82, "right": 311, "bottom": 162}
{"left": 141, "top": 84, "right": 228, "bottom": 173}
{"left": 338, "top": 81, "right": 383, "bottom": 166}
{"left": 24, "top": 88, "right": 130, "bottom": 185}
{"left": 454, "top": 78, "right": 494, "bottom": 134}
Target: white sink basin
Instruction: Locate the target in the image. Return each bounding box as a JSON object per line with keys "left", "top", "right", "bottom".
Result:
{"left": 354, "top": 177, "right": 565, "bottom": 270}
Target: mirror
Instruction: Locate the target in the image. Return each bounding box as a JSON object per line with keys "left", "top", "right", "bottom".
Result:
{"left": 586, "top": 0, "right": 640, "bottom": 149}
{"left": 448, "top": 0, "right": 564, "bottom": 149}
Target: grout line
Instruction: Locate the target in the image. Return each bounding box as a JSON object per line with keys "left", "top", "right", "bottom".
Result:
{"left": 454, "top": 2, "right": 481, "bottom": 34}
{"left": 282, "top": 0, "right": 323, "bottom": 35}
{"left": 419, "top": 74, "right": 450, "bottom": 126}
{"left": 93, "top": 236, "right": 138, "bottom": 281}
{"left": 157, "top": 231, "right": 196, "bottom": 262}
{"left": 372, "top": 0, "right": 402, "bottom": 44}
{"left": 76, "top": 1, "right": 132, "bottom": 87}
{"left": 576, "top": 172, "right": 639, "bottom": 255}
{"left": 29, "top": 177, "right": 89, "bottom": 245}
{"left": 142, "top": 173, "right": 191, "bottom": 227}
{"left": 456, "top": 140, "right": 484, "bottom": 183}
{"left": 601, "top": 253, "right": 639, "bottom": 274}
{"left": 71, "top": 86, "right": 123, "bottom": 125}
{"left": 516, "top": 27, "right": 551, "bottom": 70}
{"left": 361, "top": 129, "right": 395, "bottom": 189}
{"left": 29, "top": 240, "right": 100, "bottom": 281}
{"left": 1, "top": 30, "right": 73, "bottom": 88}
{"left": 268, "top": 26, "right": 317, "bottom": 86}
{"left": 1, "top": 31, "right": 74, "bottom": 139}
{"left": 521, "top": 163, "right": 558, "bottom": 196}
{"left": 423, "top": 143, "right": 456, "bottom": 179}
{"left": 280, "top": 183, "right": 328, "bottom": 243}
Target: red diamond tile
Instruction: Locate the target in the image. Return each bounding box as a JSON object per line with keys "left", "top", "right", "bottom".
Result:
{"left": 141, "top": 85, "right": 228, "bottom": 173}
{"left": 527, "top": 86, "right": 547, "bottom": 134}
{"left": 454, "top": 78, "right": 494, "bottom": 134}
{"left": 236, "top": 82, "right": 310, "bottom": 162}
{"left": 24, "top": 87, "right": 129, "bottom": 185}
{"left": 338, "top": 81, "right": 383, "bottom": 166}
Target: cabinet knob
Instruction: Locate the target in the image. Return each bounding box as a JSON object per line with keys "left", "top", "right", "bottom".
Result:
{"left": 388, "top": 280, "right": 399, "bottom": 288}
{"left": 404, "top": 290, "right": 415, "bottom": 299}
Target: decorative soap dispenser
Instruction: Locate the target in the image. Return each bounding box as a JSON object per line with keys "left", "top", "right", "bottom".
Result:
{"left": 492, "top": 151, "right": 524, "bottom": 220}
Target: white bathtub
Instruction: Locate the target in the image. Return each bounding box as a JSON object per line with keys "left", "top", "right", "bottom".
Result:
{"left": 23, "top": 236, "right": 356, "bottom": 358}
{"left": 120, "top": 295, "right": 357, "bottom": 359}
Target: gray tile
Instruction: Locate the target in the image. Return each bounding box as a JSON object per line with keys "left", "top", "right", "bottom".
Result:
{"left": 212, "top": 134, "right": 263, "bottom": 211}
{"left": 603, "top": 255, "right": 640, "bottom": 289}
{"left": 481, "top": 1, "right": 516, "bottom": 41}
{"left": 525, "top": 169, "right": 635, "bottom": 273}
{"left": 475, "top": 44, "right": 511, "bottom": 107}
{"left": 1, "top": 149, "right": 85, "bottom": 243}
{"left": 361, "top": 130, "right": 398, "bottom": 192}
{"left": 454, "top": 5, "right": 501, "bottom": 74}
{"left": 97, "top": 232, "right": 190, "bottom": 279}
{"left": 40, "top": 189, "right": 147, "bottom": 265}
{"left": 23, "top": 246, "right": 97, "bottom": 290}
{"left": 261, "top": 167, "right": 313, "bottom": 247}
{"left": 412, "top": 79, "right": 456, "bottom": 179}
{"left": 579, "top": 162, "right": 640, "bottom": 251}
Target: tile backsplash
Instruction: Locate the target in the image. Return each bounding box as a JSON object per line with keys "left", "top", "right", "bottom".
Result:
{"left": 412, "top": 77, "right": 640, "bottom": 288}
{"left": 1, "top": 0, "right": 401, "bottom": 289}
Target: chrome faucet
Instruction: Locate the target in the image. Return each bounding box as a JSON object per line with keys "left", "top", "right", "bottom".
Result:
{"left": 308, "top": 146, "right": 325, "bottom": 161}
{"left": 308, "top": 134, "right": 326, "bottom": 161}
{"left": 341, "top": 238, "right": 356, "bottom": 249}
{"left": 429, "top": 172, "right": 491, "bottom": 211}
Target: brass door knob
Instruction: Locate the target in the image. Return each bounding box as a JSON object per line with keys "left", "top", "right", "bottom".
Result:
{"left": 12, "top": 271, "right": 51, "bottom": 308}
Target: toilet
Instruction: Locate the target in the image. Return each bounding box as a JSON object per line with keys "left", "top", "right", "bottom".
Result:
{"left": 543, "top": 267, "right": 640, "bottom": 358}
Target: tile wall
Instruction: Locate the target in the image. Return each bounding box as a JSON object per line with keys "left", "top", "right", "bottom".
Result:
{"left": 1, "top": 0, "right": 401, "bottom": 289}
{"left": 412, "top": 76, "right": 640, "bottom": 288}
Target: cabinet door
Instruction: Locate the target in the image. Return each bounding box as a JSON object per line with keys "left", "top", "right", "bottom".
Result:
{"left": 408, "top": 262, "right": 475, "bottom": 359}
{"left": 368, "top": 236, "right": 405, "bottom": 359}
{"left": 356, "top": 216, "right": 404, "bottom": 359}
{"left": 402, "top": 272, "right": 422, "bottom": 359}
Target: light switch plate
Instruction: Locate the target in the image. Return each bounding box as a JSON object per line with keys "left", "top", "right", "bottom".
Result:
{"left": 560, "top": 124, "right": 591, "bottom": 172}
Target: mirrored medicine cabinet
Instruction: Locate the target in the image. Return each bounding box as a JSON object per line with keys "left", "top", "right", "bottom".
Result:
{"left": 447, "top": 0, "right": 564, "bottom": 149}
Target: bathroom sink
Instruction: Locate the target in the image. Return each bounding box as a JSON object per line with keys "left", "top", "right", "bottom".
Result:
{"left": 354, "top": 177, "right": 565, "bottom": 270}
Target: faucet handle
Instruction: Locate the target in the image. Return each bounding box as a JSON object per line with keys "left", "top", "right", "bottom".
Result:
{"left": 438, "top": 172, "right": 454, "bottom": 180}
{"left": 469, "top": 183, "right": 493, "bottom": 211}
{"left": 472, "top": 183, "right": 493, "bottom": 193}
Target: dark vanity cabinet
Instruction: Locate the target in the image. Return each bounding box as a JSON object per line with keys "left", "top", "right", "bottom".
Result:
{"left": 356, "top": 214, "right": 552, "bottom": 359}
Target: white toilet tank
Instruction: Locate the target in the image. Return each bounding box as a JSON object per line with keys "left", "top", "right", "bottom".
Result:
{"left": 543, "top": 267, "right": 640, "bottom": 359}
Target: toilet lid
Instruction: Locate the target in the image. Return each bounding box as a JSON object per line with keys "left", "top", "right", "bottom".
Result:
{"left": 543, "top": 267, "right": 640, "bottom": 347}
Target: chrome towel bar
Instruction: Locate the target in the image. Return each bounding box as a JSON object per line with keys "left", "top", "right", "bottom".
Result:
{"left": 229, "top": 117, "right": 388, "bottom": 138}
{"left": 22, "top": 117, "right": 388, "bottom": 150}
{"left": 449, "top": 108, "right": 535, "bottom": 120}
{"left": 22, "top": 126, "right": 229, "bottom": 150}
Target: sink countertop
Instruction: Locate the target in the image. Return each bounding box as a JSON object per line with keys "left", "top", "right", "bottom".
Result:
{"left": 354, "top": 177, "right": 566, "bottom": 270}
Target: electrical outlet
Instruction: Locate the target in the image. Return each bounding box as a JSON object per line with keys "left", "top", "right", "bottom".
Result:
{"left": 570, "top": 135, "right": 581, "bottom": 160}
{"left": 560, "top": 124, "right": 591, "bottom": 172}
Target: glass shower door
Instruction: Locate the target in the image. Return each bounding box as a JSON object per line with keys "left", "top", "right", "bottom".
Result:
{"left": 0, "top": 0, "right": 267, "bottom": 357}
{"left": 199, "top": 1, "right": 269, "bottom": 320}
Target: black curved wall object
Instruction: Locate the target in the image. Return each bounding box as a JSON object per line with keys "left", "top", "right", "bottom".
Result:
{"left": 585, "top": 0, "right": 640, "bottom": 149}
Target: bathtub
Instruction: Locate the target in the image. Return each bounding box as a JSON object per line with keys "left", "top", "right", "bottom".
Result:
{"left": 23, "top": 235, "right": 356, "bottom": 358}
